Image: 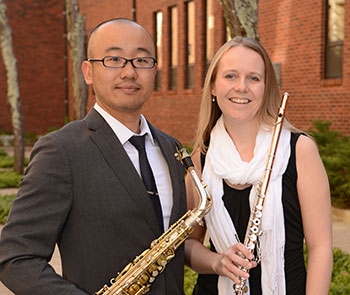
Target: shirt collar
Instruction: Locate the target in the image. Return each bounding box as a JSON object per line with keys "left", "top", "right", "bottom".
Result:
{"left": 93, "top": 103, "right": 155, "bottom": 146}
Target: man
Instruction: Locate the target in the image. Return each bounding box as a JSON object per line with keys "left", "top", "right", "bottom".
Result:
{"left": 0, "top": 18, "right": 186, "bottom": 294}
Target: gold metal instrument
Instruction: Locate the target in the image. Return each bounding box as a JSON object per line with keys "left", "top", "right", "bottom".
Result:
{"left": 95, "top": 144, "right": 212, "bottom": 295}
{"left": 234, "top": 92, "right": 289, "bottom": 294}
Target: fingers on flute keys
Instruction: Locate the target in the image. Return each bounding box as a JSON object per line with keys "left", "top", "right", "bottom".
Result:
{"left": 220, "top": 243, "right": 257, "bottom": 285}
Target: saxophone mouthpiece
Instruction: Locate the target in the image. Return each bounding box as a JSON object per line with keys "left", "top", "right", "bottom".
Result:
{"left": 174, "top": 141, "right": 194, "bottom": 170}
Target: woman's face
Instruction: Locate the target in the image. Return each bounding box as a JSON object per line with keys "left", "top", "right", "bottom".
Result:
{"left": 212, "top": 45, "right": 265, "bottom": 125}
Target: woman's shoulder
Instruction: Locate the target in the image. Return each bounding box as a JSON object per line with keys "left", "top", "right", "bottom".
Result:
{"left": 295, "top": 133, "right": 319, "bottom": 158}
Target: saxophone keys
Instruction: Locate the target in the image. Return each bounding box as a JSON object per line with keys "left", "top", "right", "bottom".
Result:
{"left": 148, "top": 264, "right": 159, "bottom": 277}
{"left": 166, "top": 248, "right": 175, "bottom": 258}
{"left": 128, "top": 283, "right": 141, "bottom": 295}
{"left": 157, "top": 254, "right": 168, "bottom": 267}
{"left": 109, "top": 277, "right": 116, "bottom": 285}
{"left": 138, "top": 273, "right": 150, "bottom": 285}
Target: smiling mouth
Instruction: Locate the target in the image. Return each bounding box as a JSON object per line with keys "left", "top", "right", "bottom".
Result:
{"left": 115, "top": 85, "right": 140, "bottom": 93}
{"left": 229, "top": 97, "right": 251, "bottom": 104}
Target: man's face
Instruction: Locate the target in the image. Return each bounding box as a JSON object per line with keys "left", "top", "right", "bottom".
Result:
{"left": 82, "top": 21, "right": 157, "bottom": 119}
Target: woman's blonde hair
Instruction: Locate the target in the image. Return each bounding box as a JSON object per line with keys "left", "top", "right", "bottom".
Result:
{"left": 193, "top": 36, "right": 299, "bottom": 154}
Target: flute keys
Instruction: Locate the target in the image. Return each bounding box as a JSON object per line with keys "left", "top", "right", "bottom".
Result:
{"left": 251, "top": 225, "right": 259, "bottom": 234}
{"left": 253, "top": 218, "right": 260, "bottom": 225}
{"left": 249, "top": 234, "right": 257, "bottom": 241}
{"left": 255, "top": 211, "right": 262, "bottom": 218}
{"left": 247, "top": 242, "right": 255, "bottom": 250}
{"left": 255, "top": 204, "right": 263, "bottom": 211}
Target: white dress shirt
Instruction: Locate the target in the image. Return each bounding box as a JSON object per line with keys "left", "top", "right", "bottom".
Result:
{"left": 94, "top": 103, "right": 173, "bottom": 231}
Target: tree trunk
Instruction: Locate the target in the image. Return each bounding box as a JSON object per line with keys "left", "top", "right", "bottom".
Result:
{"left": 65, "top": 0, "right": 87, "bottom": 120}
{"left": 220, "top": 0, "right": 259, "bottom": 40}
{"left": 0, "top": 0, "right": 24, "bottom": 174}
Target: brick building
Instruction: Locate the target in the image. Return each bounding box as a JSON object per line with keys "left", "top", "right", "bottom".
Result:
{"left": 0, "top": 0, "right": 349, "bottom": 145}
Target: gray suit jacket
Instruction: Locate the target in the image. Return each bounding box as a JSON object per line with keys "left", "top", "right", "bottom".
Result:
{"left": 0, "top": 109, "right": 187, "bottom": 294}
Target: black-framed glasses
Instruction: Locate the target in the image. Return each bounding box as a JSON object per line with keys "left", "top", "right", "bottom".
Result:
{"left": 88, "top": 56, "right": 157, "bottom": 69}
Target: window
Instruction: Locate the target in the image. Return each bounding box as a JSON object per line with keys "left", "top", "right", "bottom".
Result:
{"left": 325, "top": 0, "right": 344, "bottom": 79}
{"left": 185, "top": 1, "right": 195, "bottom": 89}
{"left": 170, "top": 6, "right": 178, "bottom": 90}
{"left": 205, "top": 0, "right": 215, "bottom": 72}
{"left": 155, "top": 11, "right": 163, "bottom": 90}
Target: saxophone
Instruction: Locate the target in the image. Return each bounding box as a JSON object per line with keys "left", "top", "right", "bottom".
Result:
{"left": 95, "top": 144, "right": 212, "bottom": 295}
{"left": 234, "top": 92, "right": 289, "bottom": 295}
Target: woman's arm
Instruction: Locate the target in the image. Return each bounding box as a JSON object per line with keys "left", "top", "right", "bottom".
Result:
{"left": 184, "top": 150, "right": 255, "bottom": 285}
{"left": 296, "top": 135, "right": 333, "bottom": 295}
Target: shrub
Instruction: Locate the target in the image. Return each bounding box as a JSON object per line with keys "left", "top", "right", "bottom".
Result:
{"left": 0, "top": 156, "right": 16, "bottom": 169}
{"left": 0, "top": 149, "right": 7, "bottom": 157}
{"left": 330, "top": 247, "right": 350, "bottom": 295}
{"left": 0, "top": 155, "right": 29, "bottom": 168}
{"left": 0, "top": 171, "right": 22, "bottom": 188}
{"left": 24, "top": 132, "right": 39, "bottom": 146}
{"left": 183, "top": 245, "right": 350, "bottom": 295}
{"left": 184, "top": 266, "right": 198, "bottom": 295}
{"left": 309, "top": 120, "right": 350, "bottom": 208}
{"left": 0, "top": 194, "right": 16, "bottom": 224}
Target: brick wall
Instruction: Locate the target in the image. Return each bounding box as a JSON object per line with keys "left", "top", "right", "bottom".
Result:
{"left": 138, "top": 0, "right": 226, "bottom": 145}
{"left": 0, "top": 0, "right": 349, "bottom": 145}
{"left": 259, "top": 0, "right": 350, "bottom": 135}
{"left": 68, "top": 0, "right": 134, "bottom": 118}
{"left": 0, "top": 0, "right": 66, "bottom": 134}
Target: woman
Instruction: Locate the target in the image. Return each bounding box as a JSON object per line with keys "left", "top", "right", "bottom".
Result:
{"left": 184, "top": 36, "right": 332, "bottom": 295}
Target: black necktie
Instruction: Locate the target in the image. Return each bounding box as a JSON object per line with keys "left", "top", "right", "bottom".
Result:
{"left": 129, "top": 135, "right": 164, "bottom": 231}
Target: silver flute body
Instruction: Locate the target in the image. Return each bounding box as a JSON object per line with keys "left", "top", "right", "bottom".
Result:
{"left": 234, "top": 92, "right": 289, "bottom": 294}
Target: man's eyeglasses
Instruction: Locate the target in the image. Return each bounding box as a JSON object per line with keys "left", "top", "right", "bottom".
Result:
{"left": 88, "top": 56, "right": 157, "bottom": 69}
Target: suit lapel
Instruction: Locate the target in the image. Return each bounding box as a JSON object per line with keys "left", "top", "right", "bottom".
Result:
{"left": 148, "top": 123, "right": 182, "bottom": 226}
{"left": 84, "top": 109, "right": 162, "bottom": 235}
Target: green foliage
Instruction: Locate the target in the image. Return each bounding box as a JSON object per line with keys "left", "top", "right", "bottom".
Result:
{"left": 0, "top": 148, "right": 29, "bottom": 169}
{"left": 46, "top": 126, "right": 61, "bottom": 134}
{"left": 309, "top": 120, "right": 350, "bottom": 208}
{"left": 0, "top": 171, "right": 22, "bottom": 188}
{"left": 0, "top": 149, "right": 7, "bottom": 157}
{"left": 0, "top": 156, "right": 15, "bottom": 168}
{"left": 183, "top": 143, "right": 194, "bottom": 155}
{"left": 330, "top": 247, "right": 350, "bottom": 295}
{"left": 184, "top": 245, "right": 350, "bottom": 295}
{"left": 0, "top": 129, "right": 11, "bottom": 135}
{"left": 184, "top": 266, "right": 198, "bottom": 295}
{"left": 0, "top": 155, "right": 29, "bottom": 168}
{"left": 24, "top": 132, "right": 39, "bottom": 146}
{"left": 0, "top": 194, "right": 16, "bottom": 224}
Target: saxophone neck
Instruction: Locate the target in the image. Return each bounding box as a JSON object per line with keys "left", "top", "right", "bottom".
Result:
{"left": 175, "top": 144, "right": 212, "bottom": 216}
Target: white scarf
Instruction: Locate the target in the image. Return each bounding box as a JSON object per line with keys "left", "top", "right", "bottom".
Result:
{"left": 202, "top": 115, "right": 291, "bottom": 295}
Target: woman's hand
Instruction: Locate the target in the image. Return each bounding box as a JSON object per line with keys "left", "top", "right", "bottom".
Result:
{"left": 213, "top": 243, "right": 257, "bottom": 285}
